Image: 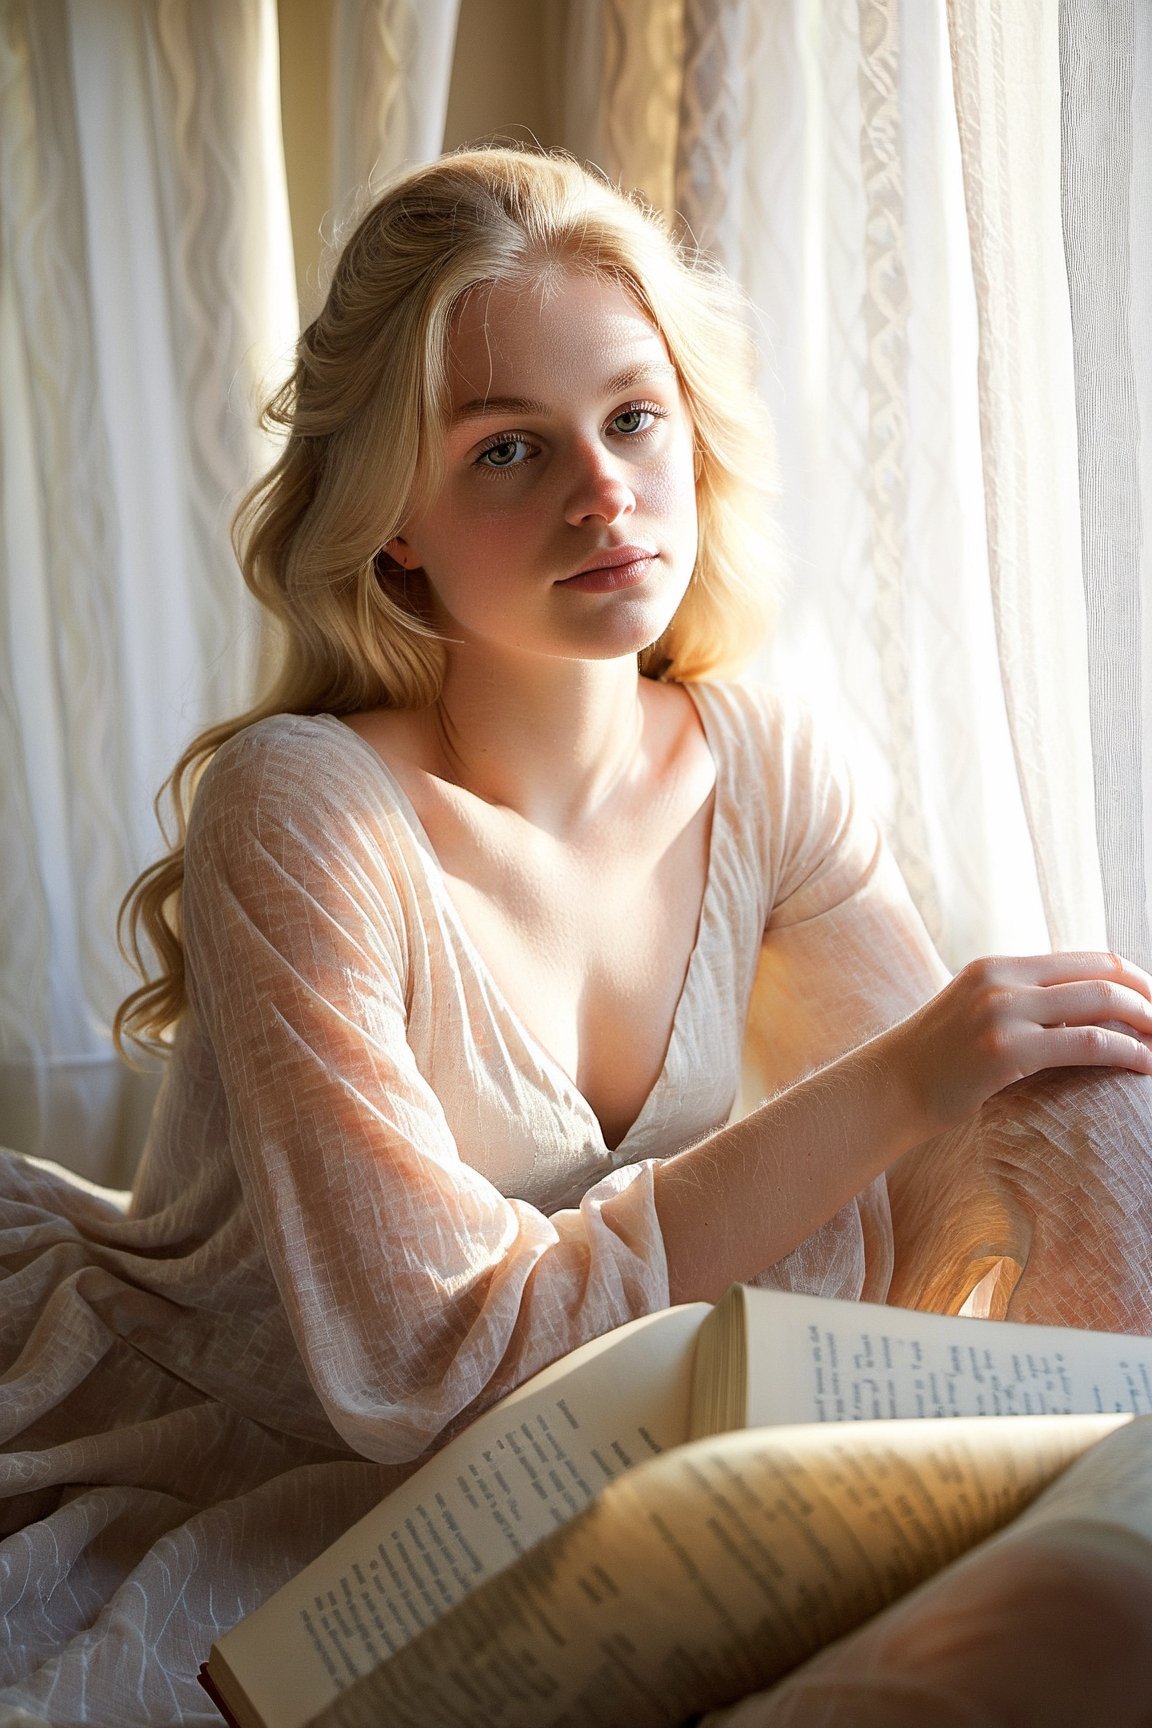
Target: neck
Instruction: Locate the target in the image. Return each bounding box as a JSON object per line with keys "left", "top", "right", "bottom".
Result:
{"left": 430, "top": 646, "right": 649, "bottom": 834}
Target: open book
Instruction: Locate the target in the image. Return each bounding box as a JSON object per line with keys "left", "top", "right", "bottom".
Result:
{"left": 201, "top": 1287, "right": 1152, "bottom": 1728}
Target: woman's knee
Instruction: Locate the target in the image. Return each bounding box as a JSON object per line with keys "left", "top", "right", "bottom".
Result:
{"left": 716, "top": 1521, "right": 1152, "bottom": 1728}
{"left": 860, "top": 1521, "right": 1152, "bottom": 1724}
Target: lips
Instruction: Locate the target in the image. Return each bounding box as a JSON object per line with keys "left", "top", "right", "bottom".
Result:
{"left": 557, "top": 544, "right": 659, "bottom": 592}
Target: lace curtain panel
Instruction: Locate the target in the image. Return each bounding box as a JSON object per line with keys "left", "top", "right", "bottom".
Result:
{"left": 2, "top": 0, "right": 1148, "bottom": 1186}
{"left": 0, "top": 0, "right": 296, "bottom": 1184}
{"left": 1057, "top": 0, "right": 1152, "bottom": 971}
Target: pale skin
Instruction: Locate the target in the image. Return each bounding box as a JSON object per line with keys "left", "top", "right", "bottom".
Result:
{"left": 346, "top": 267, "right": 1152, "bottom": 1306}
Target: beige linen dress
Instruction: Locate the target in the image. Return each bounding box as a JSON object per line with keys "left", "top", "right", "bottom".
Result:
{"left": 1, "top": 680, "right": 1149, "bottom": 1727}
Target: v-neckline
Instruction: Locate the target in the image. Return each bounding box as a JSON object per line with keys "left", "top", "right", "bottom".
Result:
{"left": 327, "top": 684, "right": 725, "bottom": 1153}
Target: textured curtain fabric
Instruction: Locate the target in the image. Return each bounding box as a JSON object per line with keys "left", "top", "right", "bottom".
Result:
{"left": 1058, "top": 0, "right": 1152, "bottom": 972}
{"left": 945, "top": 0, "right": 1106, "bottom": 952}
{"left": 330, "top": 0, "right": 462, "bottom": 215}
{"left": 0, "top": 0, "right": 296, "bottom": 1185}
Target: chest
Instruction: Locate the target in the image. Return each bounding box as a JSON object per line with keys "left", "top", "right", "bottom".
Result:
{"left": 447, "top": 809, "right": 712, "bottom": 1144}
{"left": 341, "top": 691, "right": 744, "bottom": 1153}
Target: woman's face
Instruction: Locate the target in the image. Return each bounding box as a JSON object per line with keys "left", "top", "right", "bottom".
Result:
{"left": 388, "top": 268, "right": 699, "bottom": 666}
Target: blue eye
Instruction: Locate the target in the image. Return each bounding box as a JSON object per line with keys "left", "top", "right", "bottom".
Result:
{"left": 476, "top": 437, "right": 532, "bottom": 469}
{"left": 612, "top": 408, "right": 649, "bottom": 435}
{"left": 610, "top": 403, "right": 664, "bottom": 438}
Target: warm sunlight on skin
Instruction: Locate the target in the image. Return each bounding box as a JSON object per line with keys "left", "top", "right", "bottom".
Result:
{"left": 352, "top": 267, "right": 1152, "bottom": 1296}
{"left": 386, "top": 271, "right": 700, "bottom": 668}
{"left": 344, "top": 271, "right": 717, "bottom": 1152}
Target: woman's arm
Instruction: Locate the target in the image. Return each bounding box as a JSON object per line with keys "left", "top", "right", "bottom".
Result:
{"left": 656, "top": 949, "right": 1152, "bottom": 1304}
{"left": 653, "top": 688, "right": 1152, "bottom": 1305}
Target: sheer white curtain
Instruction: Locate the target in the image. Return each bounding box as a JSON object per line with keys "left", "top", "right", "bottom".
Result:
{"left": 1058, "top": 0, "right": 1152, "bottom": 972}
{"left": 944, "top": 0, "right": 1106, "bottom": 955}
{"left": 330, "top": 0, "right": 461, "bottom": 211}
{"left": 557, "top": 0, "right": 1145, "bottom": 976}
{"left": 0, "top": 0, "right": 296, "bottom": 1185}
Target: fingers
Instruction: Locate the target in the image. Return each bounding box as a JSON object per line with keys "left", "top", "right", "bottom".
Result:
{"left": 967, "top": 950, "right": 1152, "bottom": 1003}
{"left": 1025, "top": 978, "right": 1152, "bottom": 1040}
{"left": 909, "top": 952, "right": 1152, "bottom": 1133}
{"left": 1037, "top": 1022, "right": 1152, "bottom": 1075}
{"left": 944, "top": 953, "right": 1152, "bottom": 1100}
{"left": 1091, "top": 950, "right": 1152, "bottom": 1004}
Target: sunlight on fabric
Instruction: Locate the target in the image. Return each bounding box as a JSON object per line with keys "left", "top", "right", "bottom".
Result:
{"left": 739, "top": 1, "right": 1053, "bottom": 969}
{"left": 258, "top": 0, "right": 301, "bottom": 359}
{"left": 0, "top": 0, "right": 299, "bottom": 1185}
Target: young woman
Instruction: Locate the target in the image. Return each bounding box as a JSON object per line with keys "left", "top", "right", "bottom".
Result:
{"left": 3, "top": 146, "right": 1152, "bottom": 1727}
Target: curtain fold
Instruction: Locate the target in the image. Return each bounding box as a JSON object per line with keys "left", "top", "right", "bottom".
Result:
{"left": 0, "top": 0, "right": 118, "bottom": 1174}
{"left": 557, "top": 0, "right": 684, "bottom": 221}
{"left": 0, "top": 0, "right": 296, "bottom": 1184}
{"left": 330, "top": 0, "right": 462, "bottom": 215}
{"left": 853, "top": 0, "right": 943, "bottom": 941}
{"left": 945, "top": 0, "right": 1106, "bottom": 954}
{"left": 1058, "top": 0, "right": 1152, "bottom": 971}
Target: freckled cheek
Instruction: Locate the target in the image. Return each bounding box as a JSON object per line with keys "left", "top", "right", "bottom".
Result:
{"left": 435, "top": 499, "right": 541, "bottom": 572}
{"left": 644, "top": 451, "right": 699, "bottom": 549}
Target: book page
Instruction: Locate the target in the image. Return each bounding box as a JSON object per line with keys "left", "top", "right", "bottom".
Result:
{"left": 734, "top": 1289, "right": 1152, "bottom": 1430}
{"left": 210, "top": 1303, "right": 708, "bottom": 1728}
{"left": 313, "top": 1412, "right": 1130, "bottom": 1728}
{"left": 1008, "top": 1412, "right": 1152, "bottom": 1544}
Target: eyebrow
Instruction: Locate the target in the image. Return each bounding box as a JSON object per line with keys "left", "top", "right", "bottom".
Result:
{"left": 450, "top": 362, "right": 678, "bottom": 426}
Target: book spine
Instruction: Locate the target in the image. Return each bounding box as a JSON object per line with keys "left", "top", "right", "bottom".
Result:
{"left": 197, "top": 1664, "right": 243, "bottom": 1728}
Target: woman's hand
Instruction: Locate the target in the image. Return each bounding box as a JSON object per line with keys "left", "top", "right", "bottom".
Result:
{"left": 660, "top": 949, "right": 1152, "bottom": 1305}
{"left": 885, "top": 950, "right": 1152, "bottom": 1138}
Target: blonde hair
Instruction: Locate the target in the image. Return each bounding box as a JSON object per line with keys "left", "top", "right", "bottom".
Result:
{"left": 116, "top": 145, "right": 781, "bottom": 1054}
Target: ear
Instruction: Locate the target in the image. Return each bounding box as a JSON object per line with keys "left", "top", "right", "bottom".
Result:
{"left": 384, "top": 536, "right": 420, "bottom": 571}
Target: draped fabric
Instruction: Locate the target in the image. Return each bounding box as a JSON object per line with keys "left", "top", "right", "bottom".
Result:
{"left": 4, "top": 678, "right": 1151, "bottom": 1726}
{"left": 1058, "top": 0, "right": 1152, "bottom": 972}
{"left": 329, "top": 0, "right": 461, "bottom": 218}
{"left": 944, "top": 0, "right": 1104, "bottom": 952}
{"left": 0, "top": 681, "right": 952, "bottom": 1726}
{"left": 0, "top": 0, "right": 296, "bottom": 1185}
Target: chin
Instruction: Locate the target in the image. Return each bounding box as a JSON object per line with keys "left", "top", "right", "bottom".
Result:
{"left": 573, "top": 615, "right": 678, "bottom": 663}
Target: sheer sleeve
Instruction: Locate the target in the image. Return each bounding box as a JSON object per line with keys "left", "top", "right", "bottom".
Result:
{"left": 181, "top": 720, "right": 668, "bottom": 1466}
{"left": 740, "top": 698, "right": 950, "bottom": 1103}
{"left": 733, "top": 693, "right": 1152, "bottom": 1331}
{"left": 723, "top": 690, "right": 952, "bottom": 1304}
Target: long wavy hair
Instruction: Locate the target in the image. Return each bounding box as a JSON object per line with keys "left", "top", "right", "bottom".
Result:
{"left": 115, "top": 145, "right": 782, "bottom": 1055}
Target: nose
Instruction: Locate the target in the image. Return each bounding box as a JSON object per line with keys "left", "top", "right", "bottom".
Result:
{"left": 563, "top": 442, "right": 636, "bottom": 526}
